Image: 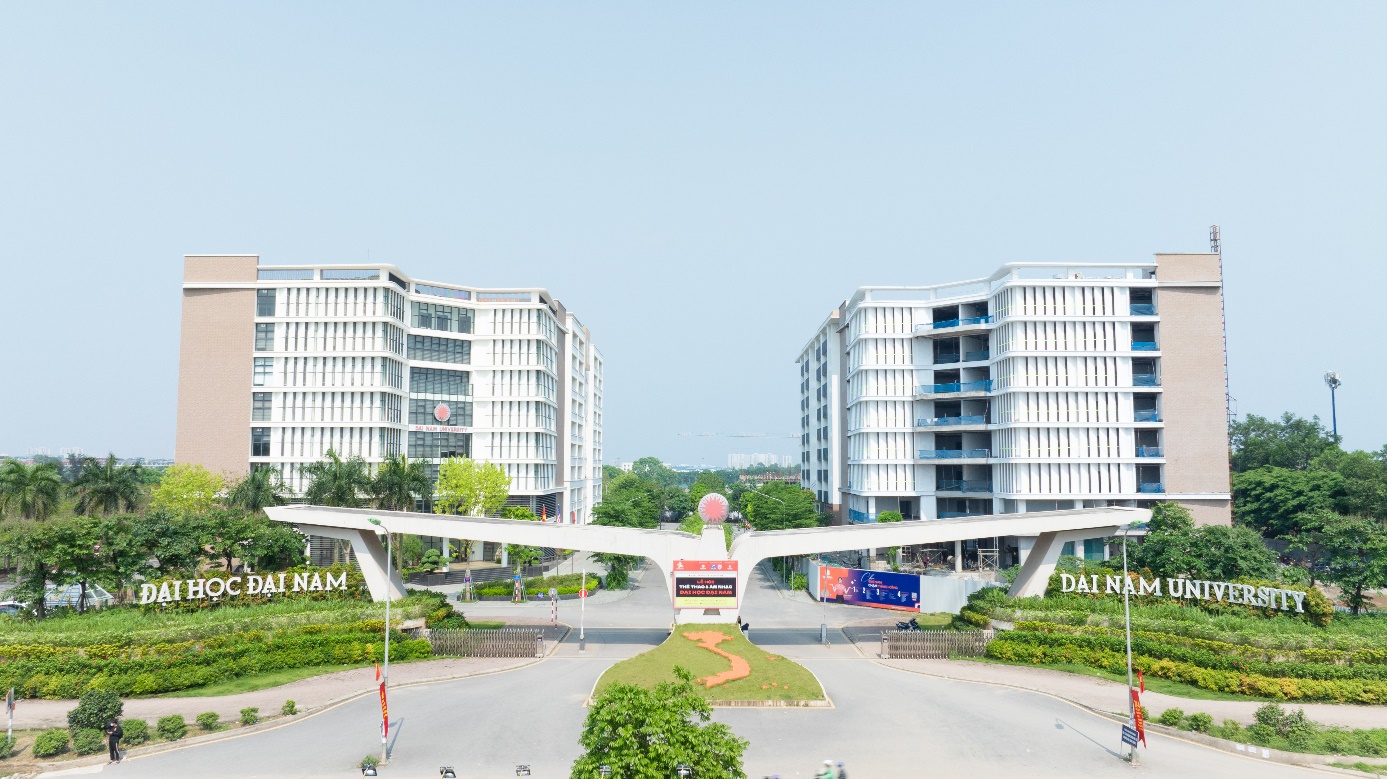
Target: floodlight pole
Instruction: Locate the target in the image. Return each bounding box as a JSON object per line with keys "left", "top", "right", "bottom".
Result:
{"left": 1121, "top": 524, "right": 1137, "bottom": 764}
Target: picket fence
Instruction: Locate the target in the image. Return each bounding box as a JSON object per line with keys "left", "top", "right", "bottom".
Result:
{"left": 427, "top": 628, "right": 545, "bottom": 658}
{"left": 881, "top": 629, "right": 994, "bottom": 659}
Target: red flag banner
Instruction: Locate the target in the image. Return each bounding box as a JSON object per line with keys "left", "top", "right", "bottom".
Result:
{"left": 1131, "top": 689, "right": 1146, "bottom": 747}
{"left": 379, "top": 682, "right": 389, "bottom": 740}
{"left": 1137, "top": 669, "right": 1145, "bottom": 694}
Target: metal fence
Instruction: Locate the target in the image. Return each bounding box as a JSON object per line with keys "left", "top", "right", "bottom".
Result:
{"left": 427, "top": 628, "right": 545, "bottom": 658}
{"left": 881, "top": 630, "right": 993, "bottom": 659}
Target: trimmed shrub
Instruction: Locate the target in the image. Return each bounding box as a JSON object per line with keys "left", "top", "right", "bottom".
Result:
{"left": 1186, "top": 712, "right": 1214, "bottom": 733}
{"left": 239, "top": 707, "right": 259, "bottom": 726}
{"left": 121, "top": 719, "right": 149, "bottom": 746}
{"left": 0, "top": 736, "right": 15, "bottom": 759}
{"left": 1158, "top": 708, "right": 1184, "bottom": 727}
{"left": 33, "top": 728, "right": 70, "bottom": 758}
{"left": 72, "top": 728, "right": 104, "bottom": 756}
{"left": 1246, "top": 723, "right": 1276, "bottom": 742}
{"left": 66, "top": 689, "right": 123, "bottom": 732}
{"left": 361, "top": 754, "right": 380, "bottom": 768}
{"left": 281, "top": 700, "right": 297, "bottom": 716}
{"left": 156, "top": 714, "right": 187, "bottom": 741}
{"left": 195, "top": 711, "right": 220, "bottom": 731}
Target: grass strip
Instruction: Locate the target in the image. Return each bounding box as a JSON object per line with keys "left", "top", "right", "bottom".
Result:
{"left": 960, "top": 656, "right": 1273, "bottom": 702}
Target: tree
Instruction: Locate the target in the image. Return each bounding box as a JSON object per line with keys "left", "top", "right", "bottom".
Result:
{"left": 244, "top": 520, "right": 307, "bottom": 571}
{"left": 226, "top": 467, "right": 287, "bottom": 513}
{"left": 1310, "top": 448, "right": 1387, "bottom": 519}
{"left": 1233, "top": 467, "right": 1343, "bottom": 536}
{"left": 129, "top": 509, "right": 210, "bottom": 578}
{"left": 302, "top": 449, "right": 372, "bottom": 508}
{"left": 372, "top": 455, "right": 431, "bottom": 569}
{"left": 1229, "top": 413, "right": 1337, "bottom": 473}
{"left": 0, "top": 460, "right": 62, "bottom": 521}
{"left": 1288, "top": 509, "right": 1387, "bottom": 615}
{"left": 197, "top": 509, "right": 260, "bottom": 572}
{"left": 433, "top": 458, "right": 510, "bottom": 517}
{"left": 71, "top": 454, "right": 145, "bottom": 515}
{"left": 44, "top": 516, "right": 102, "bottom": 613}
{"left": 1132, "top": 503, "right": 1276, "bottom": 582}
{"left": 150, "top": 463, "right": 224, "bottom": 515}
{"left": 740, "top": 483, "right": 821, "bottom": 531}
{"left": 570, "top": 666, "right": 747, "bottom": 779}
{"left": 689, "top": 472, "right": 728, "bottom": 508}
{"left": 631, "top": 457, "right": 676, "bottom": 488}
{"left": 92, "top": 514, "right": 155, "bottom": 603}
{"left": 500, "top": 506, "right": 542, "bottom": 575}
{"left": 592, "top": 474, "right": 662, "bottom": 529}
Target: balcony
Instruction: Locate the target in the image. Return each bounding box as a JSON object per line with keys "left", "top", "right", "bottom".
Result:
{"left": 1133, "top": 373, "right": 1160, "bottom": 387}
{"left": 1137, "top": 446, "right": 1164, "bottom": 457}
{"left": 939, "top": 511, "right": 991, "bottom": 519}
{"left": 1134, "top": 409, "right": 1161, "bottom": 422}
{"left": 1132, "top": 341, "right": 1159, "bottom": 351}
{"left": 915, "top": 315, "right": 994, "bottom": 333}
{"left": 1130, "top": 304, "right": 1157, "bottom": 316}
{"left": 918, "top": 379, "right": 993, "bottom": 395}
{"left": 964, "top": 349, "right": 990, "bottom": 362}
{"left": 919, "top": 449, "right": 991, "bottom": 460}
{"left": 848, "top": 509, "right": 875, "bottom": 524}
{"left": 1138, "top": 482, "right": 1165, "bottom": 493}
{"left": 937, "top": 479, "right": 992, "bottom": 493}
{"left": 934, "top": 353, "right": 961, "bottom": 364}
{"left": 917, "top": 415, "right": 987, "bottom": 427}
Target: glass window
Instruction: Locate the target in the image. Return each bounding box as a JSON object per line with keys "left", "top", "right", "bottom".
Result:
{"left": 407, "top": 431, "right": 472, "bottom": 460}
{"left": 254, "top": 323, "right": 275, "bottom": 351}
{"left": 410, "top": 398, "right": 473, "bottom": 427}
{"left": 252, "top": 392, "right": 271, "bottom": 421}
{"left": 411, "top": 302, "right": 474, "bottom": 334}
{"left": 1083, "top": 538, "right": 1105, "bottom": 561}
{"left": 256, "top": 289, "right": 276, "bottom": 317}
{"left": 409, "top": 367, "right": 471, "bottom": 396}
{"left": 321, "top": 269, "right": 380, "bottom": 280}
{"left": 257, "top": 269, "right": 313, "bottom": 280}
{"left": 251, "top": 427, "right": 270, "bottom": 457}
{"left": 1060, "top": 541, "right": 1076, "bottom": 557}
{"left": 408, "top": 335, "right": 471, "bottom": 364}
{"left": 252, "top": 357, "right": 273, "bottom": 386}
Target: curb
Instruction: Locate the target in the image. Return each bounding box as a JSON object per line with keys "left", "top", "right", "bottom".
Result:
{"left": 872, "top": 660, "right": 1373, "bottom": 774}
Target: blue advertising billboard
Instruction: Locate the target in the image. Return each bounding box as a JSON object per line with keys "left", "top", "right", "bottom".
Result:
{"left": 818, "top": 566, "right": 921, "bottom": 612}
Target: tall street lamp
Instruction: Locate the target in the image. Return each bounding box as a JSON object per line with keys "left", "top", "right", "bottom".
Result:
{"left": 1324, "top": 372, "right": 1342, "bottom": 441}
{"left": 1117, "top": 520, "right": 1142, "bottom": 763}
{"left": 366, "top": 517, "right": 391, "bottom": 762}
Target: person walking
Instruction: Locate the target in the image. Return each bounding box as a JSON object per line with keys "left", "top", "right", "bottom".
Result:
{"left": 836, "top": 760, "right": 848, "bottom": 779}
{"left": 815, "top": 759, "right": 834, "bottom": 779}
{"left": 104, "top": 719, "right": 123, "bottom": 763}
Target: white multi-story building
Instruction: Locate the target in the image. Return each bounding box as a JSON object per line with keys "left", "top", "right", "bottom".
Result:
{"left": 799, "top": 253, "right": 1232, "bottom": 563}
{"left": 176, "top": 255, "right": 602, "bottom": 523}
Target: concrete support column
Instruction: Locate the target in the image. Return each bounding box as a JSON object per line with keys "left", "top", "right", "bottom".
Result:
{"left": 1008, "top": 530, "right": 1095, "bottom": 599}
{"left": 312, "top": 526, "right": 406, "bottom": 602}
{"left": 954, "top": 539, "right": 963, "bottom": 572}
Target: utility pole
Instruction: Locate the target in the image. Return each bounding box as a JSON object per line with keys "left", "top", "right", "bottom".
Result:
{"left": 1324, "top": 372, "right": 1342, "bottom": 441}
{"left": 367, "top": 517, "right": 392, "bottom": 764}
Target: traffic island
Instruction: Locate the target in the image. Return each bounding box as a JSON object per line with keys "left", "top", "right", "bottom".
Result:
{"left": 592, "top": 623, "right": 828, "bottom": 706}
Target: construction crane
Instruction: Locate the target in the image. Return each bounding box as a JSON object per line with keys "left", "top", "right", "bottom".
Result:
{"left": 677, "top": 432, "right": 797, "bottom": 439}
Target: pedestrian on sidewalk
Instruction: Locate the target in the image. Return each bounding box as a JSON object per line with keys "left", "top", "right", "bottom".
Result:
{"left": 104, "top": 718, "right": 123, "bottom": 763}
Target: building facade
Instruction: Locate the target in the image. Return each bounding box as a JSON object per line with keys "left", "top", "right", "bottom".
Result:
{"left": 797, "top": 253, "right": 1231, "bottom": 560}
{"left": 176, "top": 255, "right": 603, "bottom": 523}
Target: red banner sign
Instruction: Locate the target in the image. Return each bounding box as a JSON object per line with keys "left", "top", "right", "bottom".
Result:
{"left": 1131, "top": 689, "right": 1146, "bottom": 747}
{"left": 379, "top": 682, "right": 389, "bottom": 740}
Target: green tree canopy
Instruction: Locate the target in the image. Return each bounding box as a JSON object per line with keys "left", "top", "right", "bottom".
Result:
{"left": 1229, "top": 413, "right": 1338, "bottom": 473}
{"left": 570, "top": 666, "right": 748, "bottom": 779}
{"left": 433, "top": 458, "right": 510, "bottom": 516}
{"left": 150, "top": 463, "right": 225, "bottom": 515}
{"left": 631, "top": 457, "right": 677, "bottom": 488}
{"left": 1233, "top": 467, "right": 1343, "bottom": 537}
{"left": 592, "top": 473, "right": 662, "bottom": 529}
{"left": 371, "top": 455, "right": 431, "bottom": 512}
{"left": 689, "top": 472, "right": 728, "bottom": 507}
{"left": 226, "top": 467, "right": 287, "bottom": 513}
{"left": 740, "top": 483, "right": 821, "bottom": 531}
{"left": 71, "top": 454, "right": 145, "bottom": 515}
{"left": 0, "top": 460, "right": 62, "bottom": 520}
{"left": 1309, "top": 448, "right": 1387, "bottom": 519}
{"left": 876, "top": 510, "right": 904, "bottom": 523}
{"left": 1287, "top": 509, "right": 1387, "bottom": 615}
{"left": 1132, "top": 502, "right": 1277, "bottom": 581}
{"left": 302, "top": 449, "right": 372, "bottom": 507}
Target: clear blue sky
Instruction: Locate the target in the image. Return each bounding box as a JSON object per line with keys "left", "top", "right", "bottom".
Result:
{"left": 2, "top": 3, "right": 1383, "bottom": 465}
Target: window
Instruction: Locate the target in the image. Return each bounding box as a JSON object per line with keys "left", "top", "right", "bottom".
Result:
{"left": 410, "top": 398, "right": 473, "bottom": 427}
{"left": 256, "top": 289, "right": 276, "bottom": 317}
{"left": 415, "top": 284, "right": 471, "bottom": 301}
{"left": 1083, "top": 538, "right": 1105, "bottom": 561}
{"left": 409, "top": 367, "right": 471, "bottom": 396}
{"left": 251, "top": 428, "right": 270, "bottom": 457}
{"left": 408, "top": 335, "right": 471, "bottom": 364}
{"left": 1061, "top": 541, "right": 1076, "bottom": 557}
{"left": 257, "top": 269, "right": 313, "bottom": 280}
{"left": 254, "top": 323, "right": 275, "bottom": 351}
{"left": 321, "top": 269, "right": 380, "bottom": 280}
{"left": 411, "top": 302, "right": 474, "bottom": 334}
{"left": 407, "top": 431, "right": 472, "bottom": 460}
{"left": 252, "top": 357, "right": 273, "bottom": 386}
{"left": 252, "top": 392, "right": 272, "bottom": 421}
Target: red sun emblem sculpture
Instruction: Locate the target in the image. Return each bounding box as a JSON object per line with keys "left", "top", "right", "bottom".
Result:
{"left": 433, "top": 403, "right": 451, "bottom": 423}
{"left": 697, "top": 492, "right": 730, "bottom": 524}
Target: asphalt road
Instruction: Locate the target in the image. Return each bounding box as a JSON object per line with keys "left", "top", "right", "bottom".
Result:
{"left": 65, "top": 565, "right": 1326, "bottom": 779}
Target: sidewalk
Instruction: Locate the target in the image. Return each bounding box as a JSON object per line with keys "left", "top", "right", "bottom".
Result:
{"left": 13, "top": 656, "right": 536, "bottom": 730}
{"left": 877, "top": 657, "right": 1386, "bottom": 730}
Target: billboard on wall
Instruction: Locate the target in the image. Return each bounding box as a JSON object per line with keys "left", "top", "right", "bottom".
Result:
{"left": 818, "top": 566, "right": 921, "bottom": 612}
{"left": 672, "top": 560, "right": 738, "bottom": 609}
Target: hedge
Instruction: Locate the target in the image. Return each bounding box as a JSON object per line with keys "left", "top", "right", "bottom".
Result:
{"left": 472, "top": 572, "right": 602, "bottom": 598}
{"left": 139, "top": 565, "right": 367, "bottom": 614}
{"left": 1041, "top": 567, "right": 1336, "bottom": 626}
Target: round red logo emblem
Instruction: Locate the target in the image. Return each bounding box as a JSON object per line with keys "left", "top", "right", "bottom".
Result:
{"left": 433, "top": 403, "right": 451, "bottom": 423}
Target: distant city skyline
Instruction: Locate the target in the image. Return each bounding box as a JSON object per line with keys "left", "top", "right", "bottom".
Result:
{"left": 726, "top": 453, "right": 796, "bottom": 470}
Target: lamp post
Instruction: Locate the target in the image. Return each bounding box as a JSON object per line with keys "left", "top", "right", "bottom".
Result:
{"left": 366, "top": 517, "right": 391, "bottom": 762}
{"left": 1324, "top": 372, "right": 1342, "bottom": 441}
{"left": 1118, "top": 521, "right": 1140, "bottom": 763}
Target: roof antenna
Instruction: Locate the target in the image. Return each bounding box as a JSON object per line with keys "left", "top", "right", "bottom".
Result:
{"left": 1209, "top": 225, "right": 1221, "bottom": 255}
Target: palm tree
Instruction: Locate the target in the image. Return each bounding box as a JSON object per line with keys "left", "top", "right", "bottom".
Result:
{"left": 371, "top": 455, "right": 432, "bottom": 570}
{"left": 302, "top": 450, "right": 372, "bottom": 564}
{"left": 0, "top": 460, "right": 62, "bottom": 520}
{"left": 227, "top": 467, "right": 287, "bottom": 513}
{"left": 71, "top": 453, "right": 144, "bottom": 515}
{"left": 0, "top": 460, "right": 63, "bottom": 619}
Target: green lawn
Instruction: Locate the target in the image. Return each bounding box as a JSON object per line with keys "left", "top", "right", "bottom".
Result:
{"left": 157, "top": 657, "right": 440, "bottom": 698}
{"left": 961, "top": 656, "right": 1273, "bottom": 702}
{"left": 915, "top": 613, "right": 954, "bottom": 629}
{"left": 1331, "top": 763, "right": 1387, "bottom": 776}
{"left": 595, "top": 623, "right": 825, "bottom": 702}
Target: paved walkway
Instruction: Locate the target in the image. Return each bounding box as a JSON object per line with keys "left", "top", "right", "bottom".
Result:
{"left": 14, "top": 656, "right": 536, "bottom": 730}
{"left": 878, "top": 658, "right": 1387, "bottom": 730}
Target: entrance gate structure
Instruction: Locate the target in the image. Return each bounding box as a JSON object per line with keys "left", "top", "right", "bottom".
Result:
{"left": 265, "top": 505, "right": 1145, "bottom": 621}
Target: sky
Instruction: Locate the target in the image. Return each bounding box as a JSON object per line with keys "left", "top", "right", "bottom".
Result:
{"left": 1, "top": 3, "right": 1384, "bottom": 466}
